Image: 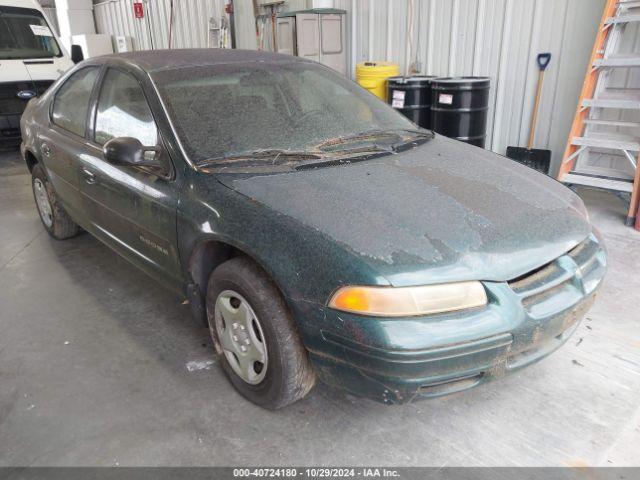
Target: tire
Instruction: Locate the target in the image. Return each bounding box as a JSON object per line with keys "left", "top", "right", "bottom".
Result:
{"left": 31, "top": 163, "right": 79, "bottom": 240}
{"left": 206, "top": 256, "right": 315, "bottom": 409}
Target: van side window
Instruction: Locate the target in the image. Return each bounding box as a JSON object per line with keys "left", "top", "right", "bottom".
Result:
{"left": 51, "top": 67, "right": 99, "bottom": 137}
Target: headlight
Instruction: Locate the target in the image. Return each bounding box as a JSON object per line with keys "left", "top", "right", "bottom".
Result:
{"left": 328, "top": 282, "right": 487, "bottom": 317}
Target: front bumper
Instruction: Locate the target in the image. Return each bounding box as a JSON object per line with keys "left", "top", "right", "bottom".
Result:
{"left": 293, "top": 233, "right": 606, "bottom": 404}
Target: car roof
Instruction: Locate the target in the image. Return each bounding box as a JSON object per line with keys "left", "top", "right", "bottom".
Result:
{"left": 91, "top": 48, "right": 307, "bottom": 73}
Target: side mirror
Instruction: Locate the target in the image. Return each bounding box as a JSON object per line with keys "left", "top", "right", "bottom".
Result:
{"left": 70, "top": 44, "right": 84, "bottom": 64}
{"left": 103, "top": 137, "right": 159, "bottom": 167}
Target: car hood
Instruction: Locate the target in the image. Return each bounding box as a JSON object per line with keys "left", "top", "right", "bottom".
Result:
{"left": 217, "top": 135, "right": 591, "bottom": 286}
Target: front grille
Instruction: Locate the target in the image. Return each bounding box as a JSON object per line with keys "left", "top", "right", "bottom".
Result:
{"left": 0, "top": 80, "right": 53, "bottom": 116}
{"left": 508, "top": 260, "right": 565, "bottom": 296}
{"left": 33, "top": 80, "right": 54, "bottom": 96}
{"left": 0, "top": 127, "right": 20, "bottom": 138}
{"left": 568, "top": 235, "right": 606, "bottom": 295}
{"left": 0, "top": 82, "right": 33, "bottom": 115}
{"left": 507, "top": 234, "right": 606, "bottom": 317}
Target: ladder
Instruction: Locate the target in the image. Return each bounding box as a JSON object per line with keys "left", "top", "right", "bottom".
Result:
{"left": 558, "top": 0, "right": 640, "bottom": 226}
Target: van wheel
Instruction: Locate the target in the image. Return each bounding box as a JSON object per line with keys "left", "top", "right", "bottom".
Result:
{"left": 206, "top": 257, "right": 315, "bottom": 409}
{"left": 31, "top": 163, "right": 79, "bottom": 240}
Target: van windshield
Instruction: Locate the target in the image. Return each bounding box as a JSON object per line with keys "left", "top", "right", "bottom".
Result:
{"left": 0, "top": 6, "right": 62, "bottom": 60}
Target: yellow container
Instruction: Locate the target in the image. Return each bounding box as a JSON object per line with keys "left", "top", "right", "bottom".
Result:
{"left": 356, "top": 62, "right": 400, "bottom": 100}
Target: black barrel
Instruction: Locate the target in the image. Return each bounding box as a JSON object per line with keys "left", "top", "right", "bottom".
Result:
{"left": 430, "top": 77, "right": 490, "bottom": 148}
{"left": 386, "top": 76, "right": 436, "bottom": 129}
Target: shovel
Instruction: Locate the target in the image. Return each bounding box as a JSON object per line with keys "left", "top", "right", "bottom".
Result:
{"left": 506, "top": 53, "right": 552, "bottom": 174}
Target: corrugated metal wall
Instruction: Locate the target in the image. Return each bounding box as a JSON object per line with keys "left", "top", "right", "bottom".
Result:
{"left": 334, "top": 0, "right": 606, "bottom": 175}
{"left": 93, "top": 0, "right": 607, "bottom": 174}
{"left": 93, "top": 0, "right": 257, "bottom": 50}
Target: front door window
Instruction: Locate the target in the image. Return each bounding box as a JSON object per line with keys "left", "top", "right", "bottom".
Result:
{"left": 94, "top": 68, "right": 158, "bottom": 148}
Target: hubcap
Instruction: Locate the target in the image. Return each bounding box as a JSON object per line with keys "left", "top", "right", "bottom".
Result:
{"left": 33, "top": 178, "right": 53, "bottom": 228}
{"left": 214, "top": 290, "right": 268, "bottom": 385}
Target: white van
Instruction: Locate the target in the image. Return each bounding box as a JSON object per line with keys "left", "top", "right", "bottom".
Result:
{"left": 1, "top": 0, "right": 75, "bottom": 146}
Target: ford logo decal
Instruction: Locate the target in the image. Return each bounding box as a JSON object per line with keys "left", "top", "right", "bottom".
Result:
{"left": 17, "top": 90, "right": 37, "bottom": 99}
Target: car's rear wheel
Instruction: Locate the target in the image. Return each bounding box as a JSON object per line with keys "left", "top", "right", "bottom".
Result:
{"left": 31, "top": 163, "right": 79, "bottom": 240}
{"left": 206, "top": 256, "right": 315, "bottom": 409}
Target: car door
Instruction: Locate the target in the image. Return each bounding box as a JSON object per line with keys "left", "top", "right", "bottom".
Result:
{"left": 38, "top": 66, "right": 100, "bottom": 224}
{"left": 78, "top": 67, "right": 182, "bottom": 292}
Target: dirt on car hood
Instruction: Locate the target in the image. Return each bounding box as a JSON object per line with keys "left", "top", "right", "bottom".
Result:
{"left": 218, "top": 135, "right": 591, "bottom": 286}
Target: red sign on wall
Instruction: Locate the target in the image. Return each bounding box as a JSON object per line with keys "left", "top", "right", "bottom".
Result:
{"left": 133, "top": 2, "right": 144, "bottom": 19}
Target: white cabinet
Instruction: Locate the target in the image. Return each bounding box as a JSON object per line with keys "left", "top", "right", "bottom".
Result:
{"left": 71, "top": 34, "right": 113, "bottom": 58}
{"left": 115, "top": 36, "right": 134, "bottom": 53}
{"left": 276, "top": 9, "right": 347, "bottom": 76}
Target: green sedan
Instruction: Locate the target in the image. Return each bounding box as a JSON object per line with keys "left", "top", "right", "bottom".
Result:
{"left": 20, "top": 49, "right": 606, "bottom": 409}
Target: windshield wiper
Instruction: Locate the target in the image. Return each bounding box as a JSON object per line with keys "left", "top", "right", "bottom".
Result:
{"left": 295, "top": 150, "right": 393, "bottom": 171}
{"left": 389, "top": 129, "right": 435, "bottom": 150}
{"left": 197, "top": 149, "right": 323, "bottom": 167}
{"left": 316, "top": 128, "right": 433, "bottom": 151}
{"left": 315, "top": 130, "right": 399, "bottom": 150}
{"left": 297, "top": 130, "right": 435, "bottom": 170}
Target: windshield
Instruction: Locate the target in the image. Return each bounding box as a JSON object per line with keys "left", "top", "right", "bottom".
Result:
{"left": 152, "top": 61, "right": 418, "bottom": 165}
{"left": 0, "top": 6, "right": 62, "bottom": 60}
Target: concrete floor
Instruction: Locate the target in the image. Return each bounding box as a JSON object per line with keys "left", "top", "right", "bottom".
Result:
{"left": 0, "top": 147, "right": 639, "bottom": 467}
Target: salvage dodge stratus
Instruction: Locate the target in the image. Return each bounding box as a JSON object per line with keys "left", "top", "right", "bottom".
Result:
{"left": 20, "top": 50, "right": 606, "bottom": 409}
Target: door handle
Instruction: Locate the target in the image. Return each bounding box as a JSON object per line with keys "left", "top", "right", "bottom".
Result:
{"left": 41, "top": 143, "right": 52, "bottom": 158}
{"left": 82, "top": 168, "right": 96, "bottom": 185}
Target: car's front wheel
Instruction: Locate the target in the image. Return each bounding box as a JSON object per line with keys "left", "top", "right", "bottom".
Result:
{"left": 31, "top": 163, "right": 79, "bottom": 240}
{"left": 206, "top": 256, "right": 315, "bottom": 409}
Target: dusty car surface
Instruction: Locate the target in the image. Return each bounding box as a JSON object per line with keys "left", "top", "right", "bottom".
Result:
{"left": 20, "top": 49, "right": 606, "bottom": 408}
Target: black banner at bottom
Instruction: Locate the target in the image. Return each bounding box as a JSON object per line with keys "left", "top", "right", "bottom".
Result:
{"left": 0, "top": 468, "right": 638, "bottom": 480}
